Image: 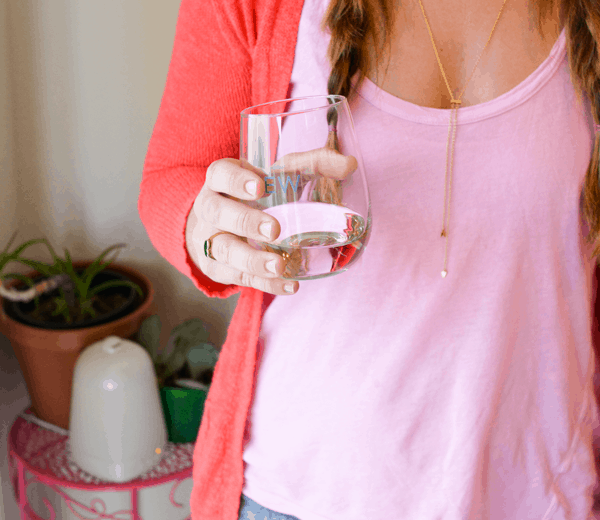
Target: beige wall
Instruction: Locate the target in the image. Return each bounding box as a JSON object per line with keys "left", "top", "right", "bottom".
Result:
{"left": 0, "top": 2, "right": 14, "bottom": 517}
{"left": 1, "top": 0, "right": 238, "bottom": 350}
{"left": 0, "top": 1, "right": 16, "bottom": 244}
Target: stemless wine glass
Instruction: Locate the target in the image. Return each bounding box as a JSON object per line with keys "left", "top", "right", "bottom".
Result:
{"left": 240, "top": 94, "right": 371, "bottom": 281}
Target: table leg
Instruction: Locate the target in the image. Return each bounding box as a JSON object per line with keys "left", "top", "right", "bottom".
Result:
{"left": 18, "top": 460, "right": 27, "bottom": 520}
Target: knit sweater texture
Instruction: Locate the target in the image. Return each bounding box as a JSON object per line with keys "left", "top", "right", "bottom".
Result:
{"left": 139, "top": 0, "right": 302, "bottom": 517}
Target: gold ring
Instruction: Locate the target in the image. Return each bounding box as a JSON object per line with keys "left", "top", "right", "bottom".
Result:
{"left": 203, "top": 231, "right": 230, "bottom": 261}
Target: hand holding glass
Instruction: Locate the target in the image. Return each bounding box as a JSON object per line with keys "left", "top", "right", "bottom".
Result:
{"left": 240, "top": 95, "right": 371, "bottom": 281}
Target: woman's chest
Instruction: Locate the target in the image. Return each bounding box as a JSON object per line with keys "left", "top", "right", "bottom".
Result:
{"left": 365, "top": 0, "right": 562, "bottom": 109}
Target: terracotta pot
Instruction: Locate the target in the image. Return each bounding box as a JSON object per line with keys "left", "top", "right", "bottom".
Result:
{"left": 0, "top": 261, "right": 157, "bottom": 430}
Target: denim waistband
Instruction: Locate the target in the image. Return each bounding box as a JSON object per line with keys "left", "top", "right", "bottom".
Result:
{"left": 239, "top": 493, "right": 301, "bottom": 520}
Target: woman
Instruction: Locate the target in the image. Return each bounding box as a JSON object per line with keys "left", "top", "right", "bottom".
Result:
{"left": 138, "top": 0, "right": 600, "bottom": 518}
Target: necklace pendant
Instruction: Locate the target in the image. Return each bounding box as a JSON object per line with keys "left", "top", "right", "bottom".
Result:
{"left": 441, "top": 270, "right": 447, "bottom": 278}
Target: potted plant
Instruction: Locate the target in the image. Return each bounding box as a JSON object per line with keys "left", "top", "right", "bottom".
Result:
{"left": 0, "top": 232, "right": 156, "bottom": 430}
{"left": 136, "top": 315, "right": 219, "bottom": 443}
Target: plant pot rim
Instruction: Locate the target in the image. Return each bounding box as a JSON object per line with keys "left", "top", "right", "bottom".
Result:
{"left": 0, "top": 261, "right": 154, "bottom": 339}
{"left": 6, "top": 267, "right": 139, "bottom": 330}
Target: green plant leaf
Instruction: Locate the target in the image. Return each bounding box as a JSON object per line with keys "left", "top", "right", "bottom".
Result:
{"left": 64, "top": 251, "right": 80, "bottom": 285}
{"left": 60, "top": 249, "right": 85, "bottom": 298}
{"left": 51, "top": 296, "right": 71, "bottom": 323}
{"left": 2, "top": 239, "right": 46, "bottom": 276}
{"left": 64, "top": 254, "right": 79, "bottom": 274}
{"left": 1, "top": 230, "right": 19, "bottom": 255}
{"left": 185, "top": 342, "right": 219, "bottom": 379}
{"left": 40, "top": 239, "right": 63, "bottom": 268}
{"left": 163, "top": 350, "right": 187, "bottom": 380}
{"left": 77, "top": 244, "right": 125, "bottom": 301}
{"left": 82, "top": 243, "right": 126, "bottom": 282}
{"left": 137, "top": 315, "right": 162, "bottom": 362}
{"left": 167, "top": 318, "right": 210, "bottom": 353}
{"left": 87, "top": 280, "right": 144, "bottom": 299}
{"left": 1, "top": 236, "right": 55, "bottom": 276}
{"left": 10, "top": 238, "right": 47, "bottom": 259}
{"left": 11, "top": 258, "right": 57, "bottom": 278}
{"left": 80, "top": 299, "right": 96, "bottom": 319}
{"left": 0, "top": 233, "right": 29, "bottom": 272}
{"left": 64, "top": 248, "right": 73, "bottom": 268}
{"left": 0, "top": 253, "right": 12, "bottom": 274}
{"left": 0, "top": 273, "right": 35, "bottom": 285}
{"left": 81, "top": 261, "right": 111, "bottom": 284}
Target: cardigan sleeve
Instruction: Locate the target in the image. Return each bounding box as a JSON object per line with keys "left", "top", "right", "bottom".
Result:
{"left": 138, "top": 0, "right": 256, "bottom": 299}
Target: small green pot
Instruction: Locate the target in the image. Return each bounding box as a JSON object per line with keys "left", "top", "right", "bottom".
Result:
{"left": 160, "top": 386, "right": 208, "bottom": 443}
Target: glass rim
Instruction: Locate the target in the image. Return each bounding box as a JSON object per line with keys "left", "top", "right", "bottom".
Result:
{"left": 240, "top": 94, "right": 346, "bottom": 118}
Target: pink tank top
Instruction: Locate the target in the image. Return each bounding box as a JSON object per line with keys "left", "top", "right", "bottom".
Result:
{"left": 241, "top": 1, "right": 599, "bottom": 518}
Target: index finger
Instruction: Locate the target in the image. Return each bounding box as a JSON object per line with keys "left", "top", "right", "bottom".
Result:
{"left": 270, "top": 147, "right": 358, "bottom": 180}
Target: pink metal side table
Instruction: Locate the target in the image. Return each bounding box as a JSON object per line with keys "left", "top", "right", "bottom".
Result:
{"left": 8, "top": 408, "right": 194, "bottom": 520}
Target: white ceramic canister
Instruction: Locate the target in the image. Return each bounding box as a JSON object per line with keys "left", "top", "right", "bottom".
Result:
{"left": 69, "top": 336, "right": 167, "bottom": 482}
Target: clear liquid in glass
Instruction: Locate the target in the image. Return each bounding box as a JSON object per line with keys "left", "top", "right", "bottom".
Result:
{"left": 247, "top": 201, "right": 369, "bottom": 280}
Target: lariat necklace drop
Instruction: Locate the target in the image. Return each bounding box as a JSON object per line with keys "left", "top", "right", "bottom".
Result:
{"left": 416, "top": 0, "right": 510, "bottom": 277}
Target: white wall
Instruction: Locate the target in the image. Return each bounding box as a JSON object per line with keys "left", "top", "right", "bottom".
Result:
{"left": 2, "top": 0, "right": 239, "bottom": 350}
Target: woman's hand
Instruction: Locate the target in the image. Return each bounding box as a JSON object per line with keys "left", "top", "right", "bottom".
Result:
{"left": 186, "top": 150, "right": 357, "bottom": 295}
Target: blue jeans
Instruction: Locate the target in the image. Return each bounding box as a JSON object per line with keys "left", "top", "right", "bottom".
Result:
{"left": 238, "top": 493, "right": 301, "bottom": 520}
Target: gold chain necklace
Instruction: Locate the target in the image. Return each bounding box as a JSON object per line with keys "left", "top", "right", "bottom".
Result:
{"left": 416, "top": 0, "right": 510, "bottom": 277}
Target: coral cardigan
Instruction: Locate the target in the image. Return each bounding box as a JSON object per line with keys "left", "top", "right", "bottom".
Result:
{"left": 138, "top": 0, "right": 305, "bottom": 517}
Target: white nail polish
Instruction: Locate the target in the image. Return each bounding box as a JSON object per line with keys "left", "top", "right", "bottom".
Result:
{"left": 245, "top": 180, "right": 258, "bottom": 196}
{"left": 259, "top": 221, "right": 273, "bottom": 239}
{"left": 266, "top": 259, "right": 278, "bottom": 274}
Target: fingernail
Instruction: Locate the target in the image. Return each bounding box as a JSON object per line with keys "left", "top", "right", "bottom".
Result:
{"left": 284, "top": 282, "right": 295, "bottom": 293}
{"left": 266, "top": 259, "right": 278, "bottom": 274}
{"left": 245, "top": 180, "right": 258, "bottom": 196}
{"left": 259, "top": 221, "right": 273, "bottom": 239}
